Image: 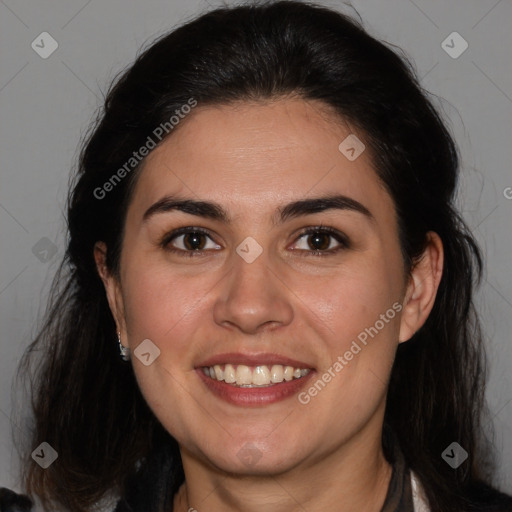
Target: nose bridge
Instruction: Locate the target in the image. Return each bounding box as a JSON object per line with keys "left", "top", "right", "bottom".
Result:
{"left": 213, "top": 242, "right": 294, "bottom": 333}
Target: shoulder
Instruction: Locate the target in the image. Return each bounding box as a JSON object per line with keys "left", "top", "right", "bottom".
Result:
{"left": 466, "top": 480, "right": 512, "bottom": 512}
{"left": 410, "top": 474, "right": 512, "bottom": 512}
{"left": 0, "top": 488, "right": 33, "bottom": 511}
{"left": 411, "top": 471, "right": 512, "bottom": 512}
{"left": 0, "top": 487, "right": 122, "bottom": 512}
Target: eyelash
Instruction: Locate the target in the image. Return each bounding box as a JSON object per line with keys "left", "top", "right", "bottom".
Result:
{"left": 160, "top": 225, "right": 350, "bottom": 258}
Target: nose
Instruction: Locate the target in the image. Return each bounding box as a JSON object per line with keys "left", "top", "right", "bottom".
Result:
{"left": 213, "top": 249, "right": 294, "bottom": 335}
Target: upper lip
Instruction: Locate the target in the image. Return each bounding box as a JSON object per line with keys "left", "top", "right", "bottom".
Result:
{"left": 197, "top": 352, "right": 314, "bottom": 369}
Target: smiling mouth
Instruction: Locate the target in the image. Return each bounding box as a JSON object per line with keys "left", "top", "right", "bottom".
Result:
{"left": 201, "top": 364, "right": 311, "bottom": 387}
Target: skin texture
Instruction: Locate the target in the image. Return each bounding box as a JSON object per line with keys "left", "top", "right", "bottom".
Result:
{"left": 95, "top": 97, "right": 443, "bottom": 512}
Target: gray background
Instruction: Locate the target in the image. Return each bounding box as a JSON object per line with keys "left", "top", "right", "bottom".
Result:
{"left": 1, "top": 0, "right": 511, "bottom": 499}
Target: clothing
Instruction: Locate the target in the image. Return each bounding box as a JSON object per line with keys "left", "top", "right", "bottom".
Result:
{"left": 2, "top": 446, "right": 511, "bottom": 512}
{"left": 115, "top": 463, "right": 422, "bottom": 512}
{"left": 111, "top": 437, "right": 422, "bottom": 512}
{"left": 0, "top": 487, "right": 33, "bottom": 512}
{"left": 379, "top": 442, "right": 430, "bottom": 511}
{"left": 113, "top": 436, "right": 434, "bottom": 511}
{"left": 411, "top": 471, "right": 430, "bottom": 512}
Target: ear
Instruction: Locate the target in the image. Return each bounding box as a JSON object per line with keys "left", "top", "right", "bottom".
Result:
{"left": 398, "top": 232, "right": 444, "bottom": 343}
{"left": 94, "top": 241, "right": 127, "bottom": 339}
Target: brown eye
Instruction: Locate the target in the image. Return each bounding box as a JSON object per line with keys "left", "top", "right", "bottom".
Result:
{"left": 182, "top": 232, "right": 207, "bottom": 250}
{"left": 306, "top": 232, "right": 331, "bottom": 251}
{"left": 291, "top": 227, "right": 349, "bottom": 255}
{"left": 162, "top": 228, "right": 222, "bottom": 254}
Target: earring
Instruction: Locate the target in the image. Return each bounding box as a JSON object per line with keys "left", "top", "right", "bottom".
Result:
{"left": 118, "top": 332, "right": 130, "bottom": 361}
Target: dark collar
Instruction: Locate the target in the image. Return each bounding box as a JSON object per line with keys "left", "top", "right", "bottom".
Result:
{"left": 115, "top": 441, "right": 414, "bottom": 512}
{"left": 379, "top": 441, "right": 414, "bottom": 512}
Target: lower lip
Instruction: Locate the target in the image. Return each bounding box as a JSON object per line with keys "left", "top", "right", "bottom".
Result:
{"left": 196, "top": 368, "right": 315, "bottom": 407}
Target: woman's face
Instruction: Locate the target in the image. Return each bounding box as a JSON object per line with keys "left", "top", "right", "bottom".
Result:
{"left": 101, "top": 98, "right": 422, "bottom": 475}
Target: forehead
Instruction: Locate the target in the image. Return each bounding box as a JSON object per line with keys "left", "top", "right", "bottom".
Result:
{"left": 127, "top": 98, "right": 392, "bottom": 222}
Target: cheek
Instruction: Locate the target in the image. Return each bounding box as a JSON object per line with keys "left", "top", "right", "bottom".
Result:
{"left": 119, "top": 264, "right": 212, "bottom": 434}
{"left": 120, "top": 260, "right": 212, "bottom": 359}
{"left": 299, "top": 266, "right": 401, "bottom": 429}
{"left": 301, "top": 255, "right": 403, "bottom": 345}
{"left": 298, "top": 253, "right": 403, "bottom": 415}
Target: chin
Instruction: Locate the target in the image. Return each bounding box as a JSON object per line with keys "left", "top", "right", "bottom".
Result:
{"left": 200, "top": 440, "right": 307, "bottom": 477}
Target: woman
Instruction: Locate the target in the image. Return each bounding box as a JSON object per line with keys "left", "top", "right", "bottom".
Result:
{"left": 3, "top": 2, "right": 511, "bottom": 511}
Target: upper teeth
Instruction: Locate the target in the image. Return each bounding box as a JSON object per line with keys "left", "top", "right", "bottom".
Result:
{"left": 203, "top": 364, "right": 310, "bottom": 387}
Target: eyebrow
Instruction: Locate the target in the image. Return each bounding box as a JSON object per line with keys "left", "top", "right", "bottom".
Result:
{"left": 142, "top": 194, "right": 374, "bottom": 225}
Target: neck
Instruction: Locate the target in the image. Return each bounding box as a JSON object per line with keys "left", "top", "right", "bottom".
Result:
{"left": 173, "top": 425, "right": 393, "bottom": 512}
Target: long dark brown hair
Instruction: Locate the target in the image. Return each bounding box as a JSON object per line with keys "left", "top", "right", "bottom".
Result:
{"left": 13, "top": 2, "right": 506, "bottom": 511}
